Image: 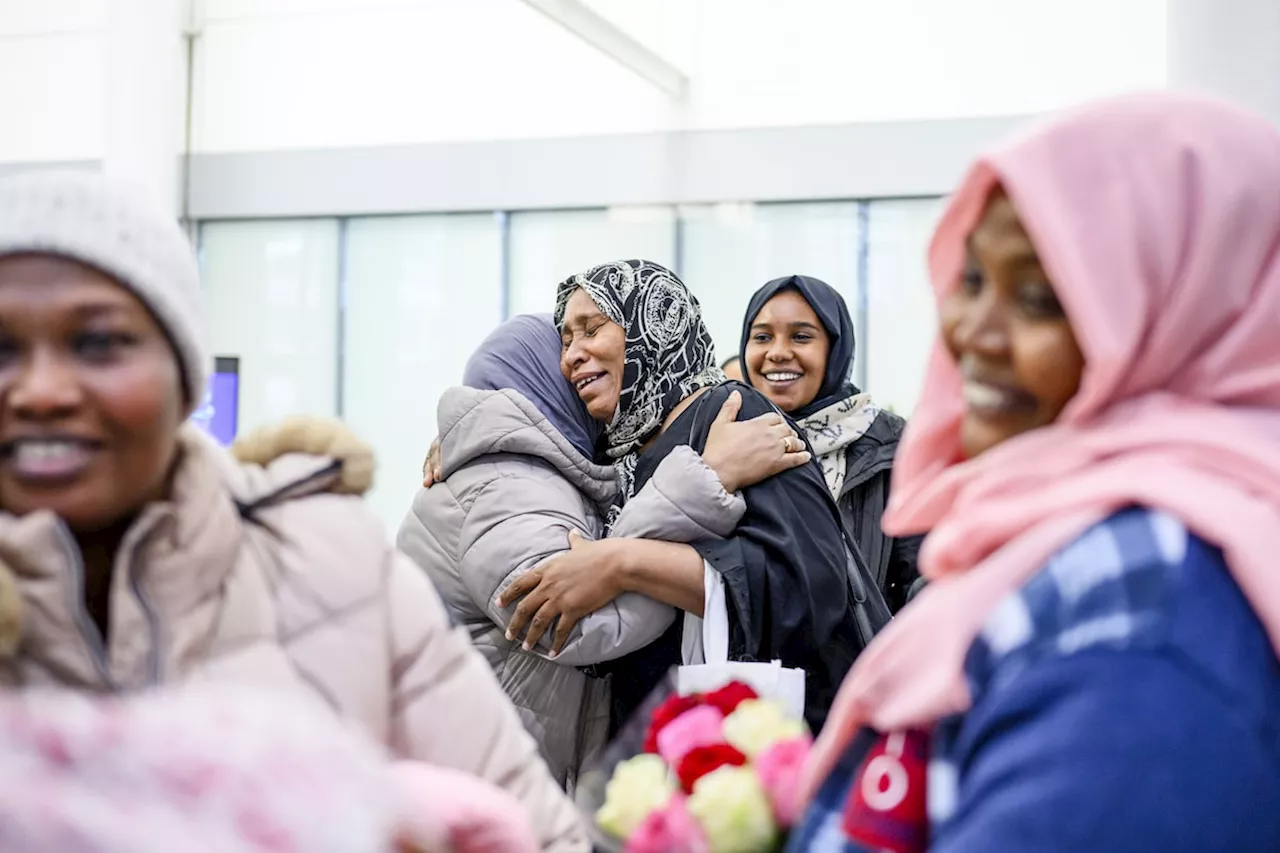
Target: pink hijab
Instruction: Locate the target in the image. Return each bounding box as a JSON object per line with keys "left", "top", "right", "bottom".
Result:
{"left": 801, "top": 91, "right": 1280, "bottom": 804}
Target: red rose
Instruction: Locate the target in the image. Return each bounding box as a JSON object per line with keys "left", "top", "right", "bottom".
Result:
{"left": 643, "top": 694, "right": 703, "bottom": 753}
{"left": 702, "top": 681, "right": 758, "bottom": 717}
{"left": 675, "top": 743, "right": 748, "bottom": 793}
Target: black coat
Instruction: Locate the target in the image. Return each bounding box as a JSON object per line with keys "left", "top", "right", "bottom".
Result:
{"left": 602, "top": 382, "right": 883, "bottom": 735}
{"left": 835, "top": 410, "right": 922, "bottom": 614}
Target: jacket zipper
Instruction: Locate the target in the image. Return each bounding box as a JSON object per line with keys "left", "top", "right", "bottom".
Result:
{"left": 840, "top": 454, "right": 894, "bottom": 497}
{"left": 53, "top": 522, "right": 117, "bottom": 690}
{"left": 55, "top": 521, "right": 165, "bottom": 689}
{"left": 128, "top": 538, "right": 164, "bottom": 686}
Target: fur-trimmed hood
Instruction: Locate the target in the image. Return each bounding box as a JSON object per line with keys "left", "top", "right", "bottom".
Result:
{"left": 0, "top": 416, "right": 377, "bottom": 674}
{"left": 231, "top": 415, "right": 375, "bottom": 497}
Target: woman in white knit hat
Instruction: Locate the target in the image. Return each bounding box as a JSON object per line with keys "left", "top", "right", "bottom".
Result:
{"left": 0, "top": 170, "right": 585, "bottom": 853}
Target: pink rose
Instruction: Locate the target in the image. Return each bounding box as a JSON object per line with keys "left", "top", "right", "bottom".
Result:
{"left": 624, "top": 795, "right": 707, "bottom": 853}
{"left": 656, "top": 705, "right": 726, "bottom": 767}
{"left": 642, "top": 694, "right": 702, "bottom": 753}
{"left": 754, "top": 735, "right": 813, "bottom": 827}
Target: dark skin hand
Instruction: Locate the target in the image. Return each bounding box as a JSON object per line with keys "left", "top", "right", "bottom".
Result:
{"left": 498, "top": 532, "right": 709, "bottom": 657}
{"left": 422, "top": 436, "right": 440, "bottom": 487}
{"left": 497, "top": 529, "right": 623, "bottom": 657}
{"left": 496, "top": 390, "right": 805, "bottom": 656}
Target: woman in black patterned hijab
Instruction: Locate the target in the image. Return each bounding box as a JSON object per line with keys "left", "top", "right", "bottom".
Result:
{"left": 504, "top": 259, "right": 887, "bottom": 735}
{"left": 555, "top": 259, "right": 726, "bottom": 507}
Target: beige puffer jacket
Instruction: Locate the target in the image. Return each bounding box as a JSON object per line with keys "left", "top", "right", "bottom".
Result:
{"left": 0, "top": 420, "right": 587, "bottom": 853}
{"left": 397, "top": 387, "right": 746, "bottom": 790}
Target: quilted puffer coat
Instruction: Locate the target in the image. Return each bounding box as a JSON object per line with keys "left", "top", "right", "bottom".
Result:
{"left": 398, "top": 387, "right": 745, "bottom": 789}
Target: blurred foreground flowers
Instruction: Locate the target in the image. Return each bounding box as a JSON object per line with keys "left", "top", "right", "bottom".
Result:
{"left": 579, "top": 672, "right": 812, "bottom": 853}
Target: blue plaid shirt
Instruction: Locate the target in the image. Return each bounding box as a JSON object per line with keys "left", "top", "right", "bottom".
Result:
{"left": 792, "top": 507, "right": 1280, "bottom": 852}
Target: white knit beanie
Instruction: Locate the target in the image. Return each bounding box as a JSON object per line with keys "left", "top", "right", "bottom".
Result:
{"left": 0, "top": 170, "right": 208, "bottom": 414}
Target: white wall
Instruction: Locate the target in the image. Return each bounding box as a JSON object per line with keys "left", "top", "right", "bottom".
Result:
{"left": 675, "top": 0, "right": 1167, "bottom": 129}
{"left": 187, "top": 0, "right": 1172, "bottom": 153}
{"left": 192, "top": 0, "right": 674, "bottom": 152}
{"left": 681, "top": 202, "right": 862, "bottom": 365}
{"left": 191, "top": 0, "right": 1168, "bottom": 153}
{"left": 341, "top": 213, "right": 505, "bottom": 528}
{"left": 2, "top": 0, "right": 1169, "bottom": 161}
{"left": 1168, "top": 0, "right": 1280, "bottom": 126}
{"left": 864, "top": 198, "right": 945, "bottom": 415}
{"left": 587, "top": 0, "right": 1170, "bottom": 126}
{"left": 200, "top": 218, "right": 342, "bottom": 431}
{"left": 0, "top": 0, "right": 1170, "bottom": 533}
{"left": 0, "top": 1, "right": 107, "bottom": 162}
{"left": 507, "top": 207, "right": 678, "bottom": 316}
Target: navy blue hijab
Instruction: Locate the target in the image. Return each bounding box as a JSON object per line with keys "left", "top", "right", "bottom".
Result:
{"left": 462, "top": 313, "right": 602, "bottom": 459}
{"left": 740, "top": 275, "right": 859, "bottom": 419}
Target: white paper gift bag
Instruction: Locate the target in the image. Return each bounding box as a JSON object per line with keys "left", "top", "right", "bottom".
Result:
{"left": 676, "top": 659, "right": 806, "bottom": 721}
{"left": 677, "top": 565, "right": 806, "bottom": 720}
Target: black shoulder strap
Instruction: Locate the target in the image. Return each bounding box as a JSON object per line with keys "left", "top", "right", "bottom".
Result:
{"left": 837, "top": 494, "right": 893, "bottom": 647}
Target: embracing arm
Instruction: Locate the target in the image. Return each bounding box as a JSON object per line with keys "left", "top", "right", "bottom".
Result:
{"left": 457, "top": 473, "right": 677, "bottom": 665}
{"left": 609, "top": 388, "right": 809, "bottom": 542}
{"left": 598, "top": 392, "right": 815, "bottom": 615}
{"left": 591, "top": 445, "right": 746, "bottom": 620}
{"left": 610, "top": 445, "right": 745, "bottom": 540}
{"left": 595, "top": 537, "right": 707, "bottom": 616}
{"left": 501, "top": 390, "right": 814, "bottom": 655}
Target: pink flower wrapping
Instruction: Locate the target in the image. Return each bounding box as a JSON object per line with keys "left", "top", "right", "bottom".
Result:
{"left": 655, "top": 705, "right": 726, "bottom": 767}
{"left": 754, "top": 735, "right": 813, "bottom": 827}
{"left": 624, "top": 795, "right": 708, "bottom": 853}
{"left": 393, "top": 762, "right": 540, "bottom": 853}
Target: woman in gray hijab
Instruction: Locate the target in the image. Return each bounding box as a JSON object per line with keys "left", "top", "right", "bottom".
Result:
{"left": 397, "top": 314, "right": 807, "bottom": 790}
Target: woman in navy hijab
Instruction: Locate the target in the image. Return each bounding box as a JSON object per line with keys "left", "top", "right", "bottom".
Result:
{"left": 741, "top": 276, "right": 920, "bottom": 611}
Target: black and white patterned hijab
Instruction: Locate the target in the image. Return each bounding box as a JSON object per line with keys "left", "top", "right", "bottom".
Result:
{"left": 555, "top": 259, "right": 725, "bottom": 504}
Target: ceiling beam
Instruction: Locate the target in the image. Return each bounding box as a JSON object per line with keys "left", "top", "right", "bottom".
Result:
{"left": 519, "top": 0, "right": 689, "bottom": 98}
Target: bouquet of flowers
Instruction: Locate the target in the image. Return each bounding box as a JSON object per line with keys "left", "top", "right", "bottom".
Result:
{"left": 579, "top": 673, "right": 812, "bottom": 852}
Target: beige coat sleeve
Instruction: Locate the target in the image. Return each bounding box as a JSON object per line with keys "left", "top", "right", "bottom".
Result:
{"left": 383, "top": 550, "right": 590, "bottom": 853}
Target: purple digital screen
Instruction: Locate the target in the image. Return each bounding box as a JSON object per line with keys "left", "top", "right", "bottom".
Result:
{"left": 208, "top": 370, "right": 240, "bottom": 446}
{"left": 192, "top": 356, "right": 240, "bottom": 447}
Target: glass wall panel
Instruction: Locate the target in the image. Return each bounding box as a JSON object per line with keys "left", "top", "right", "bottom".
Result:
{"left": 342, "top": 213, "right": 504, "bottom": 529}
{"left": 199, "top": 219, "right": 340, "bottom": 435}
{"left": 506, "top": 206, "right": 678, "bottom": 319}
{"left": 193, "top": 196, "right": 945, "bottom": 531}
{"left": 863, "top": 197, "right": 945, "bottom": 416}
{"left": 679, "top": 201, "right": 860, "bottom": 370}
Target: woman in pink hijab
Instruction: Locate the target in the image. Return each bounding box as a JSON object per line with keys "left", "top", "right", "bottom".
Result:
{"left": 788, "top": 91, "right": 1280, "bottom": 852}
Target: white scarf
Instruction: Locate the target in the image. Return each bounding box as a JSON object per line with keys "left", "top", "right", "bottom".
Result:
{"left": 797, "top": 393, "right": 879, "bottom": 499}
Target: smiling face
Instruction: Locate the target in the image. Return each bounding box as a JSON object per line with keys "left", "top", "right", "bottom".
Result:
{"left": 940, "top": 190, "right": 1085, "bottom": 459}
{"left": 743, "top": 289, "right": 830, "bottom": 413}
{"left": 559, "top": 287, "right": 627, "bottom": 423}
{"left": 0, "top": 254, "right": 185, "bottom": 531}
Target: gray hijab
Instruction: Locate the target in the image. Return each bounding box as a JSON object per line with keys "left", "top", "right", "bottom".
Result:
{"left": 462, "top": 313, "right": 602, "bottom": 458}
